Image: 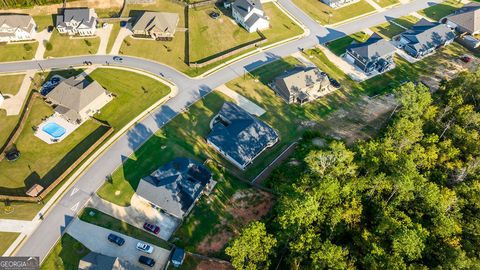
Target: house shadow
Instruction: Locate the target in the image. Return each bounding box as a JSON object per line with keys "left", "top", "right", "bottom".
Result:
{"left": 60, "top": 214, "right": 75, "bottom": 234}
{"left": 316, "top": 27, "right": 347, "bottom": 45}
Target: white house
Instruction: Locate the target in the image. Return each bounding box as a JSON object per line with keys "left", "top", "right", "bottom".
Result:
{"left": 56, "top": 8, "right": 97, "bottom": 36}
{"left": 0, "top": 14, "right": 36, "bottom": 43}
{"left": 232, "top": 0, "right": 269, "bottom": 33}
{"left": 321, "top": 0, "right": 359, "bottom": 9}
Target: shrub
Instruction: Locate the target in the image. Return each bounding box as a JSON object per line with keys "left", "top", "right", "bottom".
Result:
{"left": 45, "top": 41, "right": 53, "bottom": 51}
{"left": 84, "top": 39, "right": 92, "bottom": 46}
{"left": 23, "top": 43, "right": 32, "bottom": 51}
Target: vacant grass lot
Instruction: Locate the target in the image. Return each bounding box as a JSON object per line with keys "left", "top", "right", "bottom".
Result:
{"left": 290, "top": 0, "right": 375, "bottom": 25}
{"left": 0, "top": 232, "right": 19, "bottom": 255}
{"left": 79, "top": 207, "right": 171, "bottom": 249}
{"left": 41, "top": 233, "right": 90, "bottom": 270}
{"left": 418, "top": 0, "right": 463, "bottom": 21}
{"left": 106, "top": 23, "right": 121, "bottom": 54}
{"left": 370, "top": 21, "right": 405, "bottom": 39}
{"left": 33, "top": 15, "right": 53, "bottom": 31}
{"left": 326, "top": 31, "right": 369, "bottom": 56}
{"left": 44, "top": 31, "right": 100, "bottom": 58}
{"left": 0, "top": 42, "right": 38, "bottom": 62}
{"left": 261, "top": 3, "right": 304, "bottom": 45}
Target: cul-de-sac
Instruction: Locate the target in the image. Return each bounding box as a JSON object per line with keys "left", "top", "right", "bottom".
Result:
{"left": 0, "top": 0, "right": 479, "bottom": 269}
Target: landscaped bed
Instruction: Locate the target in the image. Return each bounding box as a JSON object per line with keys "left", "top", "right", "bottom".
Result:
{"left": 43, "top": 31, "right": 100, "bottom": 58}
{"left": 0, "top": 42, "right": 38, "bottom": 62}
{"left": 289, "top": 0, "right": 376, "bottom": 25}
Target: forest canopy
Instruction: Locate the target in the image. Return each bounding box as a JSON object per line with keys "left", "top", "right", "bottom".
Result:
{"left": 228, "top": 70, "right": 480, "bottom": 269}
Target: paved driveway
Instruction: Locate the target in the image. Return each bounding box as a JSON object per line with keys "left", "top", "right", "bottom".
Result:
{"left": 66, "top": 219, "right": 171, "bottom": 270}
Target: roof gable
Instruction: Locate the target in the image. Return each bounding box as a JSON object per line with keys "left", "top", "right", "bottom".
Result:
{"left": 446, "top": 2, "right": 480, "bottom": 33}
{"left": 347, "top": 33, "right": 396, "bottom": 60}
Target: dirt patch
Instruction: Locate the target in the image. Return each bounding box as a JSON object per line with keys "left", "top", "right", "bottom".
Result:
{"left": 196, "top": 189, "right": 274, "bottom": 255}
{"left": 318, "top": 94, "right": 398, "bottom": 144}
{"left": 197, "top": 260, "right": 234, "bottom": 270}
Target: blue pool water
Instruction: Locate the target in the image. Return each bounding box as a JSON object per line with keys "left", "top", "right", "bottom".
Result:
{"left": 42, "top": 122, "right": 66, "bottom": 138}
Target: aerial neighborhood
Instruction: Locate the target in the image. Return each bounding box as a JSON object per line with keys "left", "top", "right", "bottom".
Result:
{"left": 0, "top": 0, "right": 479, "bottom": 269}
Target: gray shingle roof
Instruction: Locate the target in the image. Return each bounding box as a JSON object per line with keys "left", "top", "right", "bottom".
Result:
{"left": 401, "top": 18, "right": 455, "bottom": 51}
{"left": 232, "top": 0, "right": 263, "bottom": 18}
{"left": 347, "top": 33, "right": 396, "bottom": 60}
{"left": 445, "top": 2, "right": 480, "bottom": 34}
{"left": 57, "top": 8, "right": 96, "bottom": 28}
{"left": 78, "top": 252, "right": 142, "bottom": 270}
{"left": 136, "top": 158, "right": 212, "bottom": 218}
{"left": 0, "top": 14, "right": 35, "bottom": 32}
{"left": 207, "top": 102, "right": 278, "bottom": 168}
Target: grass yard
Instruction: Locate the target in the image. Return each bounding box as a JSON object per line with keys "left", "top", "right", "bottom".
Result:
{"left": 326, "top": 31, "right": 369, "bottom": 56}
{"left": 106, "top": 22, "right": 121, "bottom": 54}
{"left": 44, "top": 31, "right": 100, "bottom": 58}
{"left": 0, "top": 232, "right": 19, "bottom": 255}
{"left": 393, "top": 15, "right": 420, "bottom": 29}
{"left": 0, "top": 74, "right": 24, "bottom": 95}
{"left": 189, "top": 5, "right": 262, "bottom": 63}
{"left": 96, "top": 7, "right": 121, "bottom": 18}
{"left": 261, "top": 3, "right": 304, "bottom": 45}
{"left": 79, "top": 207, "right": 171, "bottom": 249}
{"left": 370, "top": 21, "right": 406, "bottom": 39}
{"left": 418, "top": 0, "right": 463, "bottom": 21}
{"left": 33, "top": 15, "right": 53, "bottom": 31}
{"left": 40, "top": 233, "right": 90, "bottom": 270}
{"left": 290, "top": 0, "right": 375, "bottom": 25}
{"left": 0, "top": 42, "right": 38, "bottom": 62}
{"left": 372, "top": 0, "right": 399, "bottom": 7}
{"left": 87, "top": 68, "right": 171, "bottom": 130}
{"left": 0, "top": 74, "right": 26, "bottom": 149}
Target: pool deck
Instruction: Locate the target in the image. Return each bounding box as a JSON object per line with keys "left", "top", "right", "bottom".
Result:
{"left": 35, "top": 114, "right": 80, "bottom": 144}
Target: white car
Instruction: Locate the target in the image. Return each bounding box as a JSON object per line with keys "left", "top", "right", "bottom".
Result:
{"left": 136, "top": 242, "right": 154, "bottom": 254}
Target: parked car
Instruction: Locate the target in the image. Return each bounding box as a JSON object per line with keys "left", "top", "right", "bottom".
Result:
{"left": 460, "top": 56, "right": 472, "bottom": 63}
{"left": 138, "top": 256, "right": 155, "bottom": 267}
{"left": 107, "top": 233, "right": 125, "bottom": 246}
{"left": 5, "top": 149, "right": 20, "bottom": 161}
{"left": 136, "top": 242, "right": 154, "bottom": 254}
{"left": 113, "top": 56, "right": 123, "bottom": 62}
{"left": 328, "top": 77, "right": 341, "bottom": 89}
{"left": 143, "top": 222, "right": 160, "bottom": 234}
{"left": 120, "top": 21, "right": 127, "bottom": 28}
{"left": 171, "top": 247, "right": 185, "bottom": 268}
{"left": 209, "top": 11, "right": 220, "bottom": 19}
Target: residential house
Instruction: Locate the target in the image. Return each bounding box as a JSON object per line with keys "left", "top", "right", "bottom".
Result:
{"left": 136, "top": 158, "right": 213, "bottom": 219}
{"left": 444, "top": 2, "right": 480, "bottom": 35}
{"left": 271, "top": 66, "right": 331, "bottom": 104}
{"left": 232, "top": 0, "right": 269, "bottom": 33}
{"left": 321, "top": 0, "right": 359, "bottom": 9}
{"left": 399, "top": 18, "right": 455, "bottom": 58}
{"left": 345, "top": 33, "right": 397, "bottom": 74}
{"left": 56, "top": 8, "right": 97, "bottom": 36}
{"left": 46, "top": 75, "right": 112, "bottom": 124}
{"left": 78, "top": 251, "right": 142, "bottom": 270}
{"left": 0, "top": 14, "right": 36, "bottom": 42}
{"left": 132, "top": 11, "right": 179, "bottom": 40}
{"left": 207, "top": 102, "right": 279, "bottom": 170}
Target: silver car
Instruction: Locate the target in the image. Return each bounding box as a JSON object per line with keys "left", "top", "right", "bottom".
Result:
{"left": 136, "top": 242, "right": 154, "bottom": 254}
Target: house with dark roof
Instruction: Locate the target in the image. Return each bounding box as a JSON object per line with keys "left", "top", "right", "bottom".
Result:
{"left": 321, "top": 0, "right": 359, "bottom": 9}
{"left": 271, "top": 67, "right": 331, "bottom": 104}
{"left": 345, "top": 33, "right": 397, "bottom": 74}
{"left": 46, "top": 75, "right": 112, "bottom": 124}
{"left": 78, "top": 252, "right": 142, "bottom": 270}
{"left": 132, "top": 11, "right": 179, "bottom": 40}
{"left": 56, "top": 8, "right": 97, "bottom": 36}
{"left": 399, "top": 18, "right": 455, "bottom": 59}
{"left": 0, "top": 14, "right": 36, "bottom": 42}
{"left": 207, "top": 102, "right": 278, "bottom": 170}
{"left": 443, "top": 2, "right": 480, "bottom": 35}
{"left": 136, "top": 158, "right": 212, "bottom": 219}
{"left": 231, "top": 0, "right": 269, "bottom": 33}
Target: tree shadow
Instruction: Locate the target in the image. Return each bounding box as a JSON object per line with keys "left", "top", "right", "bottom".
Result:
{"left": 126, "top": 122, "right": 153, "bottom": 151}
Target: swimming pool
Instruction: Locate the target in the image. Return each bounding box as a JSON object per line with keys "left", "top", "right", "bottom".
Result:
{"left": 42, "top": 122, "right": 66, "bottom": 138}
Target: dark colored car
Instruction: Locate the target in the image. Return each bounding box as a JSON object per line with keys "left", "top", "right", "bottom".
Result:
{"left": 113, "top": 56, "right": 123, "bottom": 62}
{"left": 107, "top": 233, "right": 125, "bottom": 246}
{"left": 5, "top": 149, "right": 20, "bottom": 161}
{"left": 171, "top": 247, "right": 185, "bottom": 268}
{"left": 209, "top": 11, "right": 220, "bottom": 19}
{"left": 120, "top": 21, "right": 127, "bottom": 28}
{"left": 329, "top": 77, "right": 341, "bottom": 88}
{"left": 139, "top": 256, "right": 155, "bottom": 267}
{"left": 143, "top": 222, "right": 160, "bottom": 234}
{"left": 461, "top": 56, "right": 472, "bottom": 63}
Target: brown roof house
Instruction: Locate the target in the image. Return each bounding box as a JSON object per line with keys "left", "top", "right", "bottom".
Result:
{"left": 132, "top": 11, "right": 179, "bottom": 40}
{"left": 444, "top": 2, "right": 480, "bottom": 35}
{"left": 46, "top": 75, "right": 112, "bottom": 124}
{"left": 270, "top": 67, "right": 331, "bottom": 104}
{"left": 0, "top": 14, "right": 36, "bottom": 42}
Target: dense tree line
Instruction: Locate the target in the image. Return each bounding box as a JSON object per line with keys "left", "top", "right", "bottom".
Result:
{"left": 227, "top": 70, "right": 480, "bottom": 269}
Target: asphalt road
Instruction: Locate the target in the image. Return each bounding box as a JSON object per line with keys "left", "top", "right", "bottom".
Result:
{"left": 9, "top": 0, "right": 443, "bottom": 261}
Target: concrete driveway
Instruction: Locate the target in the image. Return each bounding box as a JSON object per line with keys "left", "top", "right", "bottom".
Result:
{"left": 66, "top": 219, "right": 171, "bottom": 270}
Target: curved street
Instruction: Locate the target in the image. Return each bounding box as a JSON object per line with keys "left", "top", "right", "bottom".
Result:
{"left": 0, "top": 0, "right": 443, "bottom": 260}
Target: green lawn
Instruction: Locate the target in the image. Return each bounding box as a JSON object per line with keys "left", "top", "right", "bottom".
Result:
{"left": 261, "top": 3, "right": 304, "bottom": 45}
{"left": 41, "top": 234, "right": 90, "bottom": 270}
{"left": 418, "top": 0, "right": 463, "bottom": 21}
{"left": 371, "top": 21, "right": 406, "bottom": 39}
{"left": 79, "top": 207, "right": 171, "bottom": 249}
{"left": 0, "top": 74, "right": 24, "bottom": 95}
{"left": 0, "top": 42, "right": 38, "bottom": 62}
{"left": 96, "top": 7, "right": 121, "bottom": 18}
{"left": 0, "top": 74, "right": 26, "bottom": 150}
{"left": 87, "top": 68, "right": 171, "bottom": 130}
{"left": 393, "top": 15, "right": 420, "bottom": 29}
{"left": 372, "top": 0, "right": 399, "bottom": 7}
{"left": 326, "top": 31, "right": 369, "bottom": 56}
{"left": 33, "top": 15, "right": 53, "bottom": 31}
{"left": 44, "top": 31, "right": 100, "bottom": 58}
{"left": 106, "top": 22, "right": 121, "bottom": 54}
{"left": 0, "top": 232, "right": 19, "bottom": 255}
{"left": 290, "top": 0, "right": 376, "bottom": 25}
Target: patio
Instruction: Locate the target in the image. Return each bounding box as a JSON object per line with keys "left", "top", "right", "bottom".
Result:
{"left": 34, "top": 114, "right": 80, "bottom": 144}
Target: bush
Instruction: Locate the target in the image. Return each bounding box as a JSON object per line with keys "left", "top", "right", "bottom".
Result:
{"left": 84, "top": 39, "right": 92, "bottom": 47}
{"left": 45, "top": 41, "right": 53, "bottom": 51}
{"left": 23, "top": 43, "right": 32, "bottom": 51}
